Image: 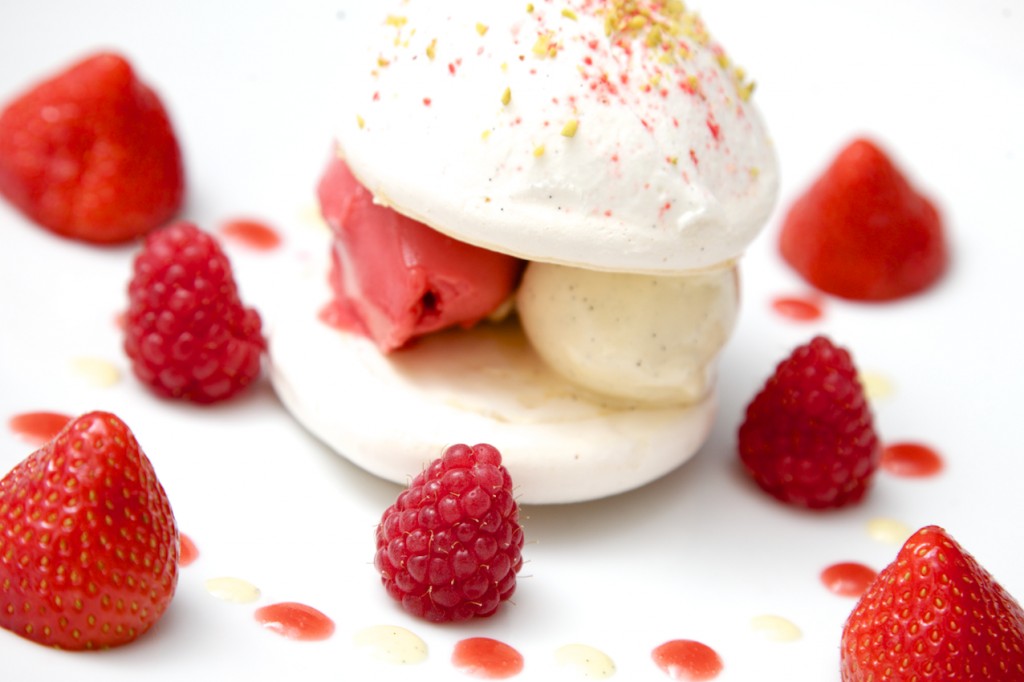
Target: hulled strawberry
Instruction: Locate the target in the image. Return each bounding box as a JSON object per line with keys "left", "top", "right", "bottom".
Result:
{"left": 374, "top": 444, "right": 525, "bottom": 623}
{"left": 0, "top": 411, "right": 178, "bottom": 650}
{"left": 124, "top": 221, "right": 266, "bottom": 403}
{"left": 841, "top": 525, "right": 1024, "bottom": 680}
{"left": 738, "top": 335, "right": 880, "bottom": 509}
{"left": 0, "top": 52, "right": 184, "bottom": 244}
{"left": 779, "top": 138, "right": 948, "bottom": 301}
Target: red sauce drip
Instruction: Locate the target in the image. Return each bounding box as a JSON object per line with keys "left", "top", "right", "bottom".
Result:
{"left": 652, "top": 640, "right": 723, "bottom": 680}
{"left": 821, "top": 562, "right": 877, "bottom": 598}
{"left": 8, "top": 411, "right": 72, "bottom": 445}
{"left": 178, "top": 533, "right": 199, "bottom": 567}
{"left": 881, "top": 442, "right": 944, "bottom": 477}
{"left": 452, "top": 637, "right": 524, "bottom": 679}
{"left": 219, "top": 219, "right": 282, "bottom": 251}
{"left": 771, "top": 295, "right": 824, "bottom": 322}
{"left": 254, "top": 602, "right": 335, "bottom": 641}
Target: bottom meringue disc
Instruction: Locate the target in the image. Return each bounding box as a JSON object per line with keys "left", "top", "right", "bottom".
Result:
{"left": 266, "top": 267, "right": 715, "bottom": 505}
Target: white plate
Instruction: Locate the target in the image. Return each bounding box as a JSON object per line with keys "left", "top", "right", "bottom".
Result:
{"left": 1, "top": 1, "right": 1022, "bottom": 680}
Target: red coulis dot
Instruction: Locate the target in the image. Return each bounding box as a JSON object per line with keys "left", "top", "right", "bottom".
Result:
{"left": 771, "top": 295, "right": 824, "bottom": 322}
{"left": 219, "top": 219, "right": 281, "bottom": 250}
{"left": 881, "top": 442, "right": 944, "bottom": 477}
{"left": 821, "top": 562, "right": 878, "bottom": 598}
{"left": 254, "top": 602, "right": 334, "bottom": 641}
{"left": 652, "top": 639, "right": 723, "bottom": 680}
{"left": 8, "top": 411, "right": 72, "bottom": 445}
{"left": 178, "top": 533, "right": 199, "bottom": 567}
{"left": 452, "top": 637, "right": 524, "bottom": 679}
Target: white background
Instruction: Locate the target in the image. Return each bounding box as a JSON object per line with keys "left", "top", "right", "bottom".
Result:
{"left": 1, "top": 1, "right": 1022, "bottom": 680}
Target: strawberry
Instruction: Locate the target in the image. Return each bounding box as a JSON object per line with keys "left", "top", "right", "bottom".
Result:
{"left": 0, "top": 52, "right": 184, "bottom": 244}
{"left": 124, "top": 221, "right": 266, "bottom": 403}
{"left": 0, "top": 411, "right": 178, "bottom": 650}
{"left": 374, "top": 444, "right": 525, "bottom": 623}
{"left": 779, "top": 138, "right": 947, "bottom": 301}
{"left": 738, "top": 335, "right": 880, "bottom": 509}
{"left": 841, "top": 525, "right": 1024, "bottom": 681}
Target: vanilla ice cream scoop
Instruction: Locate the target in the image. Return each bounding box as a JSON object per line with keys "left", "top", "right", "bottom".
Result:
{"left": 516, "top": 262, "right": 739, "bottom": 406}
{"left": 338, "top": 0, "right": 778, "bottom": 274}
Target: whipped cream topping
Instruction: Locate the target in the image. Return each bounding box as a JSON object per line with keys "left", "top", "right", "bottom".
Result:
{"left": 338, "top": 0, "right": 778, "bottom": 273}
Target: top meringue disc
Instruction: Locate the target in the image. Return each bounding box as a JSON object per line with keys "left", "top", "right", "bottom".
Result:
{"left": 337, "top": 0, "right": 779, "bottom": 274}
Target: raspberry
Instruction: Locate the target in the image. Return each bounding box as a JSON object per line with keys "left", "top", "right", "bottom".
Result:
{"left": 124, "top": 222, "right": 266, "bottom": 403}
{"left": 738, "top": 336, "right": 880, "bottom": 509}
{"left": 374, "top": 444, "right": 525, "bottom": 623}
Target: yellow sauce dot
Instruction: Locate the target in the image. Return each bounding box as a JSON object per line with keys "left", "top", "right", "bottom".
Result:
{"left": 354, "top": 624, "right": 428, "bottom": 664}
{"left": 867, "top": 518, "right": 912, "bottom": 545}
{"left": 859, "top": 371, "right": 895, "bottom": 400}
{"left": 554, "top": 643, "right": 616, "bottom": 679}
{"left": 71, "top": 357, "right": 121, "bottom": 388}
{"left": 204, "top": 576, "right": 261, "bottom": 604}
{"left": 751, "top": 614, "right": 803, "bottom": 642}
{"left": 501, "top": 87, "right": 512, "bottom": 106}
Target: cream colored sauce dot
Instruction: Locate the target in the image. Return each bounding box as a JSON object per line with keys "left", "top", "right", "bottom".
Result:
{"left": 354, "top": 624, "right": 428, "bottom": 665}
{"left": 204, "top": 576, "right": 261, "bottom": 603}
{"left": 554, "top": 643, "right": 616, "bottom": 679}
{"left": 71, "top": 357, "right": 121, "bottom": 388}
{"left": 859, "top": 371, "right": 894, "bottom": 401}
{"left": 751, "top": 614, "right": 802, "bottom": 642}
{"left": 867, "top": 517, "right": 911, "bottom": 545}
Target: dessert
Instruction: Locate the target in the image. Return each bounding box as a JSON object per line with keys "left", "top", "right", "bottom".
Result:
{"left": 1, "top": 1, "right": 1020, "bottom": 680}
{"left": 0, "top": 412, "right": 178, "bottom": 650}
{"left": 779, "top": 137, "right": 948, "bottom": 301}
{"left": 841, "top": 526, "right": 1024, "bottom": 681}
{"left": 269, "top": 0, "right": 779, "bottom": 503}
{"left": 0, "top": 52, "right": 184, "bottom": 244}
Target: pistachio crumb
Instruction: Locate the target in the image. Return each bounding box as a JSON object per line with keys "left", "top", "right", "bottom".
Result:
{"left": 561, "top": 119, "right": 579, "bottom": 137}
{"left": 426, "top": 38, "right": 437, "bottom": 60}
{"left": 476, "top": 23, "right": 489, "bottom": 36}
{"left": 501, "top": 87, "right": 512, "bottom": 106}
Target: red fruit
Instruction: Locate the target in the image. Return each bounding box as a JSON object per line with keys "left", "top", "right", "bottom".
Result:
{"left": 0, "top": 52, "right": 185, "bottom": 244}
{"left": 0, "top": 411, "right": 178, "bottom": 650}
{"left": 318, "top": 154, "right": 524, "bottom": 352}
{"left": 125, "top": 221, "right": 266, "bottom": 403}
{"left": 779, "top": 138, "right": 947, "bottom": 301}
{"left": 374, "top": 444, "right": 525, "bottom": 623}
{"left": 841, "top": 525, "right": 1024, "bottom": 681}
{"left": 738, "top": 335, "right": 880, "bottom": 509}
